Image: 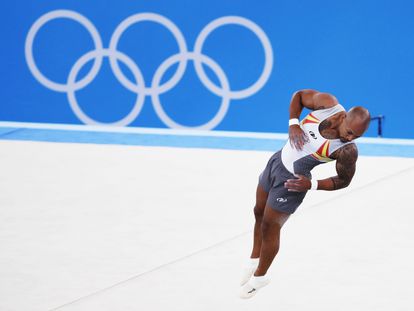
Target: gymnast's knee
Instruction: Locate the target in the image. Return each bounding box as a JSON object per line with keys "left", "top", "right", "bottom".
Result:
{"left": 253, "top": 205, "right": 265, "bottom": 220}
{"left": 261, "top": 216, "right": 282, "bottom": 235}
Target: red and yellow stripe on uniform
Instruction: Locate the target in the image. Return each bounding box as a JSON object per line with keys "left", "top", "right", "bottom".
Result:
{"left": 311, "top": 140, "right": 333, "bottom": 162}
{"left": 301, "top": 113, "right": 320, "bottom": 125}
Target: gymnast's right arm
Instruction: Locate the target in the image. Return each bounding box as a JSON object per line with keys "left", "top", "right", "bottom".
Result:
{"left": 288, "top": 89, "right": 338, "bottom": 150}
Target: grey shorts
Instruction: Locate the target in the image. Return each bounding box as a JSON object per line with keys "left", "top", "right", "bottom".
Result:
{"left": 258, "top": 150, "right": 308, "bottom": 214}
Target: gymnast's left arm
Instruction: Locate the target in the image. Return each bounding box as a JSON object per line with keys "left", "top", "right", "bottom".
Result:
{"left": 284, "top": 143, "right": 358, "bottom": 192}
{"left": 316, "top": 143, "right": 358, "bottom": 191}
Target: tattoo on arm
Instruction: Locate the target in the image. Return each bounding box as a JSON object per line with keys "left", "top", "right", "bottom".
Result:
{"left": 331, "top": 143, "right": 358, "bottom": 189}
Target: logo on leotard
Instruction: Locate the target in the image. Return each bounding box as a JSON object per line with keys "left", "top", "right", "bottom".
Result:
{"left": 309, "top": 131, "right": 317, "bottom": 139}
{"left": 276, "top": 197, "right": 287, "bottom": 203}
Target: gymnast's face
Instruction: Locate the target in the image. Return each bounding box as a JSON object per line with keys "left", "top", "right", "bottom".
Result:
{"left": 338, "top": 113, "right": 368, "bottom": 143}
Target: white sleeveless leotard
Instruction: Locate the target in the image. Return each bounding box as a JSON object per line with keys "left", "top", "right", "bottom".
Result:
{"left": 281, "top": 104, "right": 351, "bottom": 177}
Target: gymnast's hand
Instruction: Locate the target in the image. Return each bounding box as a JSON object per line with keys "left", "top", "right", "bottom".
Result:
{"left": 284, "top": 174, "right": 311, "bottom": 192}
{"left": 289, "top": 125, "right": 308, "bottom": 150}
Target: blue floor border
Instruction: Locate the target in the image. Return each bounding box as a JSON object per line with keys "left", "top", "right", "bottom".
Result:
{"left": 1, "top": 124, "right": 414, "bottom": 158}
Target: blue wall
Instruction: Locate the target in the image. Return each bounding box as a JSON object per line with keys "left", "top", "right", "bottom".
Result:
{"left": 1, "top": 0, "right": 413, "bottom": 138}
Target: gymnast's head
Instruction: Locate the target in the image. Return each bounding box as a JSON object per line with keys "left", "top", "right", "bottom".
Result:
{"left": 338, "top": 106, "right": 370, "bottom": 142}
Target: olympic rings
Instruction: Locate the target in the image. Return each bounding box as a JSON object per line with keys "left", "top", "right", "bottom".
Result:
{"left": 67, "top": 49, "right": 146, "bottom": 126}
{"left": 152, "top": 52, "right": 230, "bottom": 130}
{"left": 25, "top": 10, "right": 104, "bottom": 93}
{"left": 193, "top": 16, "right": 273, "bottom": 100}
{"left": 25, "top": 10, "right": 274, "bottom": 130}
